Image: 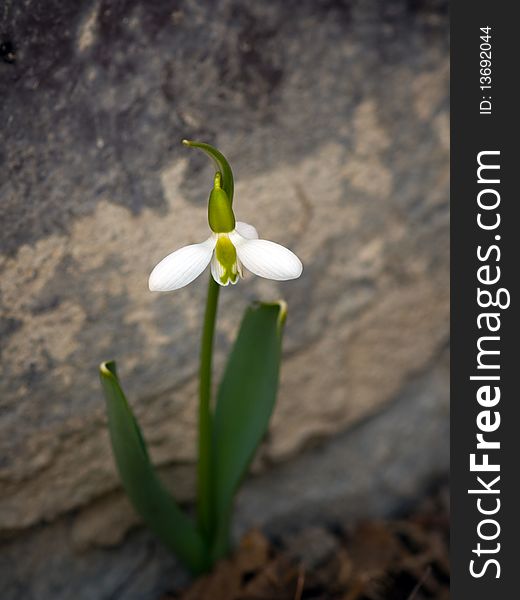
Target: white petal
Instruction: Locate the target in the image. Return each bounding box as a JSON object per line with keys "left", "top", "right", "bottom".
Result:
{"left": 230, "top": 233, "right": 303, "bottom": 281}
{"left": 149, "top": 237, "right": 216, "bottom": 291}
{"left": 235, "top": 221, "right": 259, "bottom": 240}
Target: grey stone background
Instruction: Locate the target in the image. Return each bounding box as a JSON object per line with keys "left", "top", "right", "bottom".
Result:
{"left": 0, "top": 0, "right": 449, "bottom": 598}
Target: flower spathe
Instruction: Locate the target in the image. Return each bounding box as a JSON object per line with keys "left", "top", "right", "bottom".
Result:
{"left": 148, "top": 221, "right": 303, "bottom": 291}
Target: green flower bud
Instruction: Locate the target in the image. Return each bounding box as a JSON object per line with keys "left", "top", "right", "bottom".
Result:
{"left": 208, "top": 171, "right": 236, "bottom": 233}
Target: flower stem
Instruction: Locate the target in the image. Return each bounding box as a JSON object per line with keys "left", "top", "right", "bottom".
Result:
{"left": 197, "top": 274, "right": 220, "bottom": 541}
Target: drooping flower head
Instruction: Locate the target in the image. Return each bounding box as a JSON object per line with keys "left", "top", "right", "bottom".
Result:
{"left": 149, "top": 141, "right": 302, "bottom": 292}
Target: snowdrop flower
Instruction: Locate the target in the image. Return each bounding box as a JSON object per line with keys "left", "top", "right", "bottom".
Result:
{"left": 149, "top": 172, "right": 303, "bottom": 291}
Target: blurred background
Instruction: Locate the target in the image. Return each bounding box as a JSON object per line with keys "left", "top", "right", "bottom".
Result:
{"left": 0, "top": 0, "right": 449, "bottom": 598}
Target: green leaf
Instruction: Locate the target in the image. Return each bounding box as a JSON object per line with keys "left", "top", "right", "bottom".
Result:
{"left": 99, "top": 361, "right": 209, "bottom": 574}
{"left": 211, "top": 301, "right": 287, "bottom": 559}
{"left": 182, "top": 139, "right": 235, "bottom": 203}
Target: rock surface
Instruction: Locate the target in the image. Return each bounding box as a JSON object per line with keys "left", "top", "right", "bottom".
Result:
{"left": 0, "top": 0, "right": 448, "bottom": 597}
{"left": 0, "top": 352, "right": 449, "bottom": 599}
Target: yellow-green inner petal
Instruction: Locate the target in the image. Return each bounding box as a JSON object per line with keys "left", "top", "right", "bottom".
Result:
{"left": 215, "top": 235, "right": 239, "bottom": 284}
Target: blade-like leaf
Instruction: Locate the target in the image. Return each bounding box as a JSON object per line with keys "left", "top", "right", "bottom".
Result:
{"left": 211, "top": 301, "right": 286, "bottom": 559}
{"left": 182, "top": 139, "right": 235, "bottom": 203}
{"left": 100, "top": 361, "right": 209, "bottom": 573}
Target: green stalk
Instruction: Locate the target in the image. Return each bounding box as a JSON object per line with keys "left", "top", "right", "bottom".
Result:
{"left": 211, "top": 507, "right": 233, "bottom": 563}
{"left": 197, "top": 274, "right": 220, "bottom": 541}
